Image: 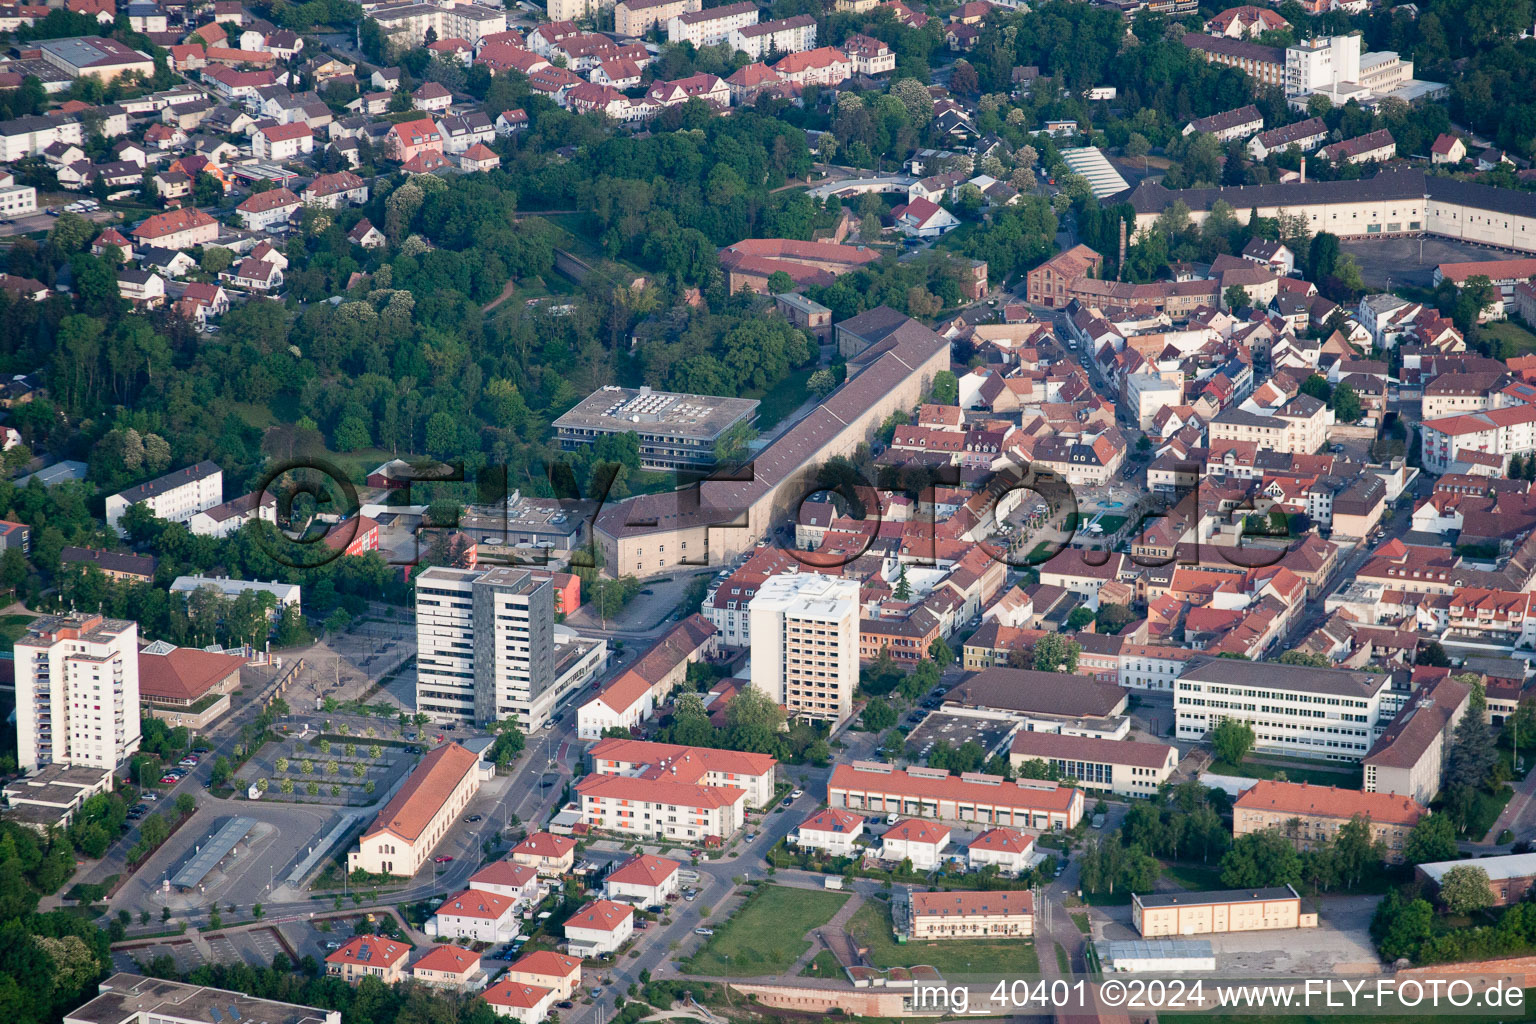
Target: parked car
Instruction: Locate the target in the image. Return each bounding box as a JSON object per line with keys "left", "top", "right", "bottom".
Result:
{"left": 465, "top": 814, "right": 482, "bottom": 822}
{"left": 141, "top": 792, "right": 158, "bottom": 801}
{"left": 791, "top": 789, "right": 804, "bottom": 800}
{"left": 558, "top": 1002, "right": 574, "bottom": 1010}
{"left": 694, "top": 928, "right": 713, "bottom": 936}
{"left": 434, "top": 855, "right": 454, "bottom": 863}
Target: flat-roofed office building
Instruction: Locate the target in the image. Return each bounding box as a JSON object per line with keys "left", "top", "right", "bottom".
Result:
{"left": 1132, "top": 885, "right": 1316, "bottom": 937}
{"left": 553, "top": 385, "right": 758, "bottom": 472}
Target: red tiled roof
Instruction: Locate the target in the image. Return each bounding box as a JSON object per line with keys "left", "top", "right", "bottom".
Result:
{"left": 511, "top": 831, "right": 576, "bottom": 859}
{"left": 606, "top": 854, "right": 679, "bottom": 887}
{"left": 411, "top": 944, "right": 480, "bottom": 976}
{"left": 435, "top": 888, "right": 515, "bottom": 921}
{"left": 137, "top": 645, "right": 245, "bottom": 703}
{"left": 565, "top": 899, "right": 633, "bottom": 933}
{"left": 468, "top": 859, "right": 538, "bottom": 890}
{"left": 910, "top": 889, "right": 1034, "bottom": 919}
{"left": 882, "top": 818, "right": 951, "bottom": 845}
{"left": 326, "top": 935, "right": 409, "bottom": 967}
{"left": 576, "top": 772, "right": 745, "bottom": 810}
{"left": 508, "top": 950, "right": 582, "bottom": 980}
{"left": 1234, "top": 779, "right": 1425, "bottom": 827}
{"left": 362, "top": 742, "right": 479, "bottom": 843}
{"left": 482, "top": 981, "right": 552, "bottom": 1009}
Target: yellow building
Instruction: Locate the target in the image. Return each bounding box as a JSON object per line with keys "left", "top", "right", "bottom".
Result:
{"left": 904, "top": 890, "right": 1034, "bottom": 940}
{"left": 349, "top": 742, "right": 483, "bottom": 877}
{"left": 1232, "top": 780, "right": 1426, "bottom": 864}
{"left": 1132, "top": 885, "right": 1315, "bottom": 937}
{"left": 325, "top": 936, "right": 410, "bottom": 984}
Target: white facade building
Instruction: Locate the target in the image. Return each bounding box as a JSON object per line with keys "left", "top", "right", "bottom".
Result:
{"left": 879, "top": 818, "right": 951, "bottom": 870}
{"left": 415, "top": 566, "right": 605, "bottom": 730}
{"left": 603, "top": 854, "right": 680, "bottom": 905}
{"left": 564, "top": 899, "right": 634, "bottom": 955}
{"left": 1175, "top": 659, "right": 1398, "bottom": 762}
{"left": 792, "top": 807, "right": 865, "bottom": 857}
{"left": 749, "top": 573, "right": 860, "bottom": 724}
{"left": 14, "top": 614, "right": 141, "bottom": 772}
{"left": 427, "top": 888, "right": 521, "bottom": 943}
{"left": 105, "top": 460, "right": 222, "bottom": 537}
{"left": 668, "top": 0, "right": 757, "bottom": 47}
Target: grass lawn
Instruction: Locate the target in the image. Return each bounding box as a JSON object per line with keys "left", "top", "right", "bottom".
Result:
{"left": 745, "top": 365, "right": 818, "bottom": 432}
{"left": 1484, "top": 319, "right": 1536, "bottom": 356}
{"left": 1162, "top": 861, "right": 1225, "bottom": 892}
{"left": 1053, "top": 943, "right": 1069, "bottom": 973}
{"left": 847, "top": 899, "right": 1039, "bottom": 975}
{"left": 1208, "top": 757, "right": 1363, "bottom": 789}
{"left": 1457, "top": 785, "right": 1515, "bottom": 841}
{"left": 683, "top": 885, "right": 850, "bottom": 978}
{"left": 1164, "top": 992, "right": 1536, "bottom": 1024}
{"left": 1064, "top": 513, "right": 1128, "bottom": 534}
{"left": 0, "top": 613, "right": 38, "bottom": 647}
{"left": 799, "top": 949, "right": 844, "bottom": 978}
{"left": 1070, "top": 912, "right": 1090, "bottom": 934}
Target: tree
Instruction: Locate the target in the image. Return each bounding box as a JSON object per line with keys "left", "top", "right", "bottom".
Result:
{"left": 1331, "top": 813, "right": 1384, "bottom": 888}
{"left": 1124, "top": 132, "right": 1150, "bottom": 170}
{"left": 1308, "top": 232, "right": 1340, "bottom": 282}
{"left": 1418, "top": 640, "right": 1451, "bottom": 668}
{"left": 1331, "top": 383, "right": 1362, "bottom": 424}
{"left": 1371, "top": 890, "right": 1433, "bottom": 961}
{"left": 1437, "top": 864, "right": 1493, "bottom": 915}
{"left": 892, "top": 565, "right": 912, "bottom": 601}
{"left": 724, "top": 686, "right": 787, "bottom": 753}
{"left": 861, "top": 697, "right": 896, "bottom": 732}
{"left": 1223, "top": 283, "right": 1251, "bottom": 310}
{"left": 807, "top": 368, "right": 837, "bottom": 398}
{"left": 1031, "top": 634, "right": 1079, "bottom": 673}
{"left": 1220, "top": 828, "right": 1302, "bottom": 888}
{"left": 1212, "top": 719, "right": 1256, "bottom": 766}
{"left": 929, "top": 638, "right": 954, "bottom": 666}
{"left": 1300, "top": 373, "right": 1332, "bottom": 403}
{"left": 209, "top": 756, "right": 232, "bottom": 787}
{"left": 1066, "top": 606, "right": 1094, "bottom": 630}
{"left": 1096, "top": 603, "right": 1134, "bottom": 633}
{"left": 1402, "top": 813, "right": 1459, "bottom": 865}
{"left": 930, "top": 370, "right": 959, "bottom": 405}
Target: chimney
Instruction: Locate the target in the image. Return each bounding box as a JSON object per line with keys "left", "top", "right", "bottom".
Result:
{"left": 1300, "top": 156, "right": 1306, "bottom": 184}
{"left": 1117, "top": 217, "right": 1127, "bottom": 282}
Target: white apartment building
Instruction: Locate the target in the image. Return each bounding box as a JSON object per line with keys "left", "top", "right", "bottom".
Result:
{"left": 1208, "top": 395, "right": 1332, "bottom": 455}
{"left": 0, "top": 181, "right": 37, "bottom": 218}
{"left": 1175, "top": 659, "right": 1398, "bottom": 762}
{"left": 749, "top": 573, "right": 860, "bottom": 724}
{"left": 427, "top": 888, "right": 521, "bottom": 943}
{"left": 879, "top": 818, "right": 951, "bottom": 870}
{"left": 1009, "top": 732, "right": 1179, "bottom": 797}
{"left": 588, "top": 737, "right": 778, "bottom": 807}
{"left": 792, "top": 807, "right": 865, "bottom": 857}
{"left": 0, "top": 116, "right": 84, "bottom": 162}
{"left": 1285, "top": 34, "right": 1360, "bottom": 97}
{"left": 727, "top": 15, "right": 815, "bottom": 59}
{"left": 564, "top": 899, "right": 634, "bottom": 956}
{"left": 603, "top": 854, "right": 680, "bottom": 904}
{"left": 105, "top": 460, "right": 222, "bottom": 537}
{"left": 369, "top": 2, "right": 507, "bottom": 46}
{"left": 415, "top": 566, "right": 604, "bottom": 730}
{"left": 1420, "top": 404, "right": 1536, "bottom": 475}
{"left": 14, "top": 614, "right": 141, "bottom": 772}
{"left": 574, "top": 772, "right": 746, "bottom": 840}
{"left": 466, "top": 860, "right": 543, "bottom": 905}
{"left": 668, "top": 0, "right": 757, "bottom": 47}
{"left": 966, "top": 827, "right": 1038, "bottom": 875}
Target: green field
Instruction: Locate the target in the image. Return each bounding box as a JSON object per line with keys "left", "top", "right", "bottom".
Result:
{"left": 847, "top": 898, "right": 1039, "bottom": 976}
{"left": 683, "top": 885, "right": 850, "bottom": 977}
{"left": 0, "top": 613, "right": 38, "bottom": 647}
{"left": 1162, "top": 861, "right": 1225, "bottom": 892}
{"left": 799, "top": 949, "right": 844, "bottom": 978}
{"left": 1209, "top": 757, "right": 1363, "bottom": 789}
{"left": 745, "top": 365, "right": 818, "bottom": 432}
{"left": 1456, "top": 785, "right": 1514, "bottom": 841}
{"left": 1484, "top": 318, "right": 1536, "bottom": 356}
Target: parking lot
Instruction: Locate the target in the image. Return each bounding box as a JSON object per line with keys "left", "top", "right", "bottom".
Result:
{"left": 903, "top": 710, "right": 1018, "bottom": 762}
{"left": 1091, "top": 894, "right": 1381, "bottom": 975}
{"left": 113, "top": 926, "right": 289, "bottom": 975}
{"left": 1341, "top": 234, "right": 1521, "bottom": 291}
